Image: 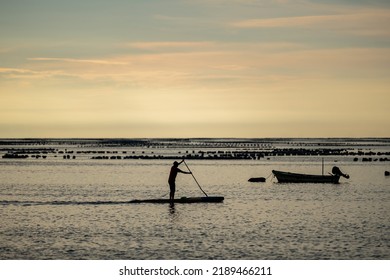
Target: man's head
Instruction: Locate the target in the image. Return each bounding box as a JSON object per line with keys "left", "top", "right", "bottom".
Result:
{"left": 173, "top": 161, "right": 179, "bottom": 167}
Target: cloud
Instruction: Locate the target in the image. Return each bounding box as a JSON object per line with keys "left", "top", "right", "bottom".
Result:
{"left": 0, "top": 67, "right": 63, "bottom": 79}
{"left": 28, "top": 57, "right": 127, "bottom": 65}
{"left": 5, "top": 16, "right": 382, "bottom": 88}
{"left": 0, "top": 67, "right": 31, "bottom": 74}
{"left": 231, "top": 9, "right": 390, "bottom": 36}
{"left": 3, "top": 40, "right": 388, "bottom": 93}
{"left": 125, "top": 41, "right": 216, "bottom": 50}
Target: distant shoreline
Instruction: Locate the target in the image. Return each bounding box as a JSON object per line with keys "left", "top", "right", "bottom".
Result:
{"left": 1, "top": 138, "right": 389, "bottom": 162}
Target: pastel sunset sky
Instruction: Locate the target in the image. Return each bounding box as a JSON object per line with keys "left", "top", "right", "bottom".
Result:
{"left": 1, "top": 0, "right": 389, "bottom": 138}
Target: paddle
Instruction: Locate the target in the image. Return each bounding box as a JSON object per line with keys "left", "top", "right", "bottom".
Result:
{"left": 183, "top": 160, "right": 208, "bottom": 197}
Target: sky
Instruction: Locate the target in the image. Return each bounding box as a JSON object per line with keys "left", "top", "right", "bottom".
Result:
{"left": 1, "top": 0, "right": 389, "bottom": 138}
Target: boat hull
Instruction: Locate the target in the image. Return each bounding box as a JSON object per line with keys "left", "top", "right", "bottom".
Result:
{"left": 272, "top": 170, "right": 340, "bottom": 184}
{"left": 129, "top": 196, "right": 224, "bottom": 204}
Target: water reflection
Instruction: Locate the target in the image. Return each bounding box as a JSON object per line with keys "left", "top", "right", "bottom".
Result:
{"left": 169, "top": 203, "right": 175, "bottom": 215}
{"left": 168, "top": 203, "right": 180, "bottom": 222}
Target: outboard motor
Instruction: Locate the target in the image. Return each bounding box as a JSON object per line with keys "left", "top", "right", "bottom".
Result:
{"left": 332, "top": 166, "right": 350, "bottom": 179}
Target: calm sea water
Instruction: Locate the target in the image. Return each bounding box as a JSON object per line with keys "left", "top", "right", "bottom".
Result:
{"left": 0, "top": 139, "right": 389, "bottom": 259}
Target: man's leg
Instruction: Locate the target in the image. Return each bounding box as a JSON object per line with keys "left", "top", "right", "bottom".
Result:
{"left": 169, "top": 182, "right": 175, "bottom": 200}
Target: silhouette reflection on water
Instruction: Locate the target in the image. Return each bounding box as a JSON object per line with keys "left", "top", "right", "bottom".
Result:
{"left": 169, "top": 203, "right": 176, "bottom": 215}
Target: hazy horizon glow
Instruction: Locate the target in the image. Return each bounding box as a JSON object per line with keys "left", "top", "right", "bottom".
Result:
{"left": 1, "top": 0, "right": 389, "bottom": 138}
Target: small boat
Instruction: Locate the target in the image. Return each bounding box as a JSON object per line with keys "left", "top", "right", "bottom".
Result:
{"left": 129, "top": 196, "right": 224, "bottom": 204}
{"left": 272, "top": 170, "right": 340, "bottom": 184}
{"left": 248, "top": 177, "right": 266, "bottom": 183}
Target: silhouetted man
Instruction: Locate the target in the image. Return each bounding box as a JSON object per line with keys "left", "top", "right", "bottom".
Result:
{"left": 168, "top": 159, "right": 191, "bottom": 201}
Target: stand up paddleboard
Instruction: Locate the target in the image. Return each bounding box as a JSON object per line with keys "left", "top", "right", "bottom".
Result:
{"left": 130, "top": 160, "right": 224, "bottom": 204}
{"left": 129, "top": 196, "right": 224, "bottom": 204}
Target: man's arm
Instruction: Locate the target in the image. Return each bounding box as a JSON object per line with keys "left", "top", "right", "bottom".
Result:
{"left": 178, "top": 159, "right": 191, "bottom": 174}
{"left": 177, "top": 168, "right": 191, "bottom": 174}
